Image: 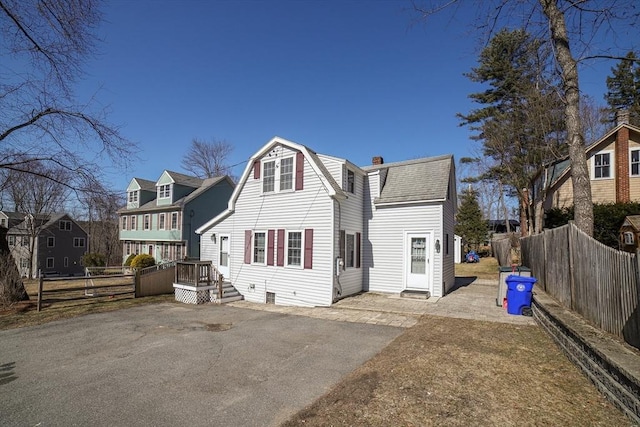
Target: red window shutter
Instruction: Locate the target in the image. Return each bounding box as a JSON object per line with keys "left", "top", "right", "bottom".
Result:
{"left": 339, "top": 230, "right": 345, "bottom": 270}
{"left": 267, "top": 229, "right": 275, "bottom": 266}
{"left": 355, "top": 232, "right": 361, "bottom": 268}
{"left": 295, "top": 152, "right": 304, "bottom": 190}
{"left": 244, "top": 230, "right": 252, "bottom": 264}
{"left": 277, "top": 229, "right": 285, "bottom": 266}
{"left": 253, "top": 160, "right": 260, "bottom": 179}
{"left": 304, "top": 229, "right": 313, "bottom": 269}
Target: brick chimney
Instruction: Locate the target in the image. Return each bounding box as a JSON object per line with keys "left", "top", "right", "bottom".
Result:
{"left": 372, "top": 156, "right": 384, "bottom": 165}
{"left": 616, "top": 111, "right": 630, "bottom": 202}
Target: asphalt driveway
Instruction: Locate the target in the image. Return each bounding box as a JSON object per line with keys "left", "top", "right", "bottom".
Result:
{"left": 0, "top": 303, "right": 402, "bottom": 427}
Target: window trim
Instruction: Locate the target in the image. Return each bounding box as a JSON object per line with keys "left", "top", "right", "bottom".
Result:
{"left": 64, "top": 257, "right": 69, "bottom": 267}
{"left": 286, "top": 230, "right": 303, "bottom": 267}
{"left": 158, "top": 184, "right": 171, "bottom": 199}
{"left": 46, "top": 257, "right": 54, "bottom": 269}
{"left": 592, "top": 150, "right": 614, "bottom": 180}
{"left": 130, "top": 215, "right": 136, "bottom": 230}
{"left": 261, "top": 155, "right": 296, "bottom": 194}
{"left": 73, "top": 237, "right": 85, "bottom": 248}
{"left": 159, "top": 213, "right": 166, "bottom": 230}
{"left": 59, "top": 220, "right": 72, "bottom": 231}
{"left": 253, "top": 231, "right": 267, "bottom": 265}
{"left": 346, "top": 169, "right": 355, "bottom": 194}
{"left": 121, "top": 216, "right": 128, "bottom": 230}
{"left": 171, "top": 212, "right": 179, "bottom": 230}
{"left": 47, "top": 236, "right": 55, "bottom": 247}
{"left": 624, "top": 231, "right": 635, "bottom": 245}
{"left": 8, "top": 235, "right": 15, "bottom": 246}
{"left": 630, "top": 148, "right": 640, "bottom": 177}
{"left": 144, "top": 214, "right": 151, "bottom": 230}
{"left": 128, "top": 190, "right": 138, "bottom": 203}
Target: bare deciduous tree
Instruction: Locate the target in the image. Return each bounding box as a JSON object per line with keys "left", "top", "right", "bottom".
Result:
{"left": 181, "top": 138, "right": 234, "bottom": 179}
{"left": 78, "top": 188, "right": 124, "bottom": 266}
{"left": 1, "top": 0, "right": 132, "bottom": 301}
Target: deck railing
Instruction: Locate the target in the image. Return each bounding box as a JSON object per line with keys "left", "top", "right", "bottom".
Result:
{"left": 175, "top": 261, "right": 224, "bottom": 299}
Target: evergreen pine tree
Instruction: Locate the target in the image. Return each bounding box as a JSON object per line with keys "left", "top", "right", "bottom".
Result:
{"left": 455, "top": 190, "right": 488, "bottom": 252}
{"left": 604, "top": 51, "right": 640, "bottom": 126}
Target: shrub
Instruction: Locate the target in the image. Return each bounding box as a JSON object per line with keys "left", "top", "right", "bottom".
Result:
{"left": 124, "top": 253, "right": 136, "bottom": 267}
{"left": 545, "top": 202, "right": 640, "bottom": 249}
{"left": 82, "top": 253, "right": 106, "bottom": 268}
{"left": 130, "top": 254, "right": 156, "bottom": 269}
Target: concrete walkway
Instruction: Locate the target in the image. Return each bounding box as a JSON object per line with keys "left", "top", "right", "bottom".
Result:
{"left": 228, "top": 277, "right": 536, "bottom": 327}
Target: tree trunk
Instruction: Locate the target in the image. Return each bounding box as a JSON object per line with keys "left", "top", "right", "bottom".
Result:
{"left": 540, "top": 0, "right": 594, "bottom": 236}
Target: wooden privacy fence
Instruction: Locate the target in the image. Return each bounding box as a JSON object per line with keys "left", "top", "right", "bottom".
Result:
{"left": 521, "top": 222, "right": 640, "bottom": 349}
{"left": 135, "top": 261, "right": 176, "bottom": 297}
{"left": 492, "top": 237, "right": 512, "bottom": 267}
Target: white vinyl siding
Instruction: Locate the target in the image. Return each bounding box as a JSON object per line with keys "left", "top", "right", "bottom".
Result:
{"left": 200, "top": 145, "right": 334, "bottom": 307}
{"left": 331, "top": 161, "right": 364, "bottom": 298}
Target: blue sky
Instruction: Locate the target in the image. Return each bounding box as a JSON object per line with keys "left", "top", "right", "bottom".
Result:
{"left": 76, "top": 0, "right": 633, "bottom": 191}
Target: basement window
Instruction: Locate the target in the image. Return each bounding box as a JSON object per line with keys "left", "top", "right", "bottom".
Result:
{"left": 266, "top": 292, "right": 276, "bottom": 304}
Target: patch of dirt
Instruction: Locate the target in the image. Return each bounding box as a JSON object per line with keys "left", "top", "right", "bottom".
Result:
{"left": 283, "top": 315, "right": 632, "bottom": 426}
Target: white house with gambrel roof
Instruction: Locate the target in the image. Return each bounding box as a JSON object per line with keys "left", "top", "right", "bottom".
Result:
{"left": 196, "top": 136, "right": 456, "bottom": 307}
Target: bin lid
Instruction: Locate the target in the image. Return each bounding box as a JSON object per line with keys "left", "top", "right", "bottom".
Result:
{"left": 499, "top": 266, "right": 532, "bottom": 273}
{"left": 505, "top": 274, "right": 537, "bottom": 284}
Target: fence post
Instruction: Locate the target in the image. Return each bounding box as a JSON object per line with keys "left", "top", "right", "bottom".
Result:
{"left": 134, "top": 268, "right": 140, "bottom": 298}
{"left": 37, "top": 270, "right": 43, "bottom": 312}
{"left": 568, "top": 221, "right": 577, "bottom": 311}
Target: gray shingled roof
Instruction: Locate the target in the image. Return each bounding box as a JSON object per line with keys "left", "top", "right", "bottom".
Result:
{"left": 363, "top": 155, "right": 453, "bottom": 204}
{"left": 133, "top": 178, "right": 156, "bottom": 192}
{"left": 625, "top": 215, "right": 640, "bottom": 230}
{"left": 165, "top": 170, "right": 204, "bottom": 188}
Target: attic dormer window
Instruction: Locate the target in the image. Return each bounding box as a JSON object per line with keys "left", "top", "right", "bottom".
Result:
{"left": 262, "top": 156, "right": 296, "bottom": 194}
{"left": 128, "top": 191, "right": 138, "bottom": 203}
{"left": 158, "top": 184, "right": 171, "bottom": 199}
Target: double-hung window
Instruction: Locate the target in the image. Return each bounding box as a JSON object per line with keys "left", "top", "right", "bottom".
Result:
{"left": 631, "top": 149, "right": 640, "bottom": 176}
{"left": 254, "top": 232, "right": 266, "bottom": 264}
{"left": 593, "top": 152, "right": 611, "bottom": 179}
{"left": 624, "top": 231, "right": 635, "bottom": 245}
{"left": 262, "top": 156, "right": 295, "bottom": 194}
{"left": 287, "top": 231, "right": 302, "bottom": 266}
{"left": 8, "top": 235, "right": 15, "bottom": 246}
{"left": 171, "top": 212, "right": 179, "bottom": 229}
{"left": 346, "top": 234, "right": 355, "bottom": 268}
{"left": 121, "top": 216, "right": 128, "bottom": 230}
{"left": 144, "top": 214, "right": 151, "bottom": 230}
{"left": 280, "top": 157, "right": 293, "bottom": 191}
{"left": 46, "top": 258, "right": 54, "bottom": 269}
{"left": 130, "top": 215, "right": 136, "bottom": 230}
{"left": 59, "top": 220, "right": 71, "bottom": 231}
{"left": 158, "top": 184, "right": 171, "bottom": 199}
{"left": 346, "top": 169, "right": 355, "bottom": 193}
{"left": 263, "top": 161, "right": 275, "bottom": 193}
{"left": 128, "top": 191, "right": 138, "bottom": 203}
{"left": 47, "top": 237, "right": 55, "bottom": 247}
{"left": 73, "top": 237, "right": 85, "bottom": 248}
{"left": 159, "top": 213, "right": 166, "bottom": 230}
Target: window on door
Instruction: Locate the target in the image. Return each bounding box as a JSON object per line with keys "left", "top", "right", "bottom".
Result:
{"left": 411, "top": 237, "right": 426, "bottom": 274}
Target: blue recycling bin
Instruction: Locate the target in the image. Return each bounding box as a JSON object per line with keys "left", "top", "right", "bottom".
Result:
{"left": 505, "top": 275, "right": 537, "bottom": 315}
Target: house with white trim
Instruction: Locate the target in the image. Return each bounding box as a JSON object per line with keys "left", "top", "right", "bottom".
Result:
{"left": 196, "top": 136, "right": 457, "bottom": 307}
{"left": 118, "top": 171, "right": 234, "bottom": 264}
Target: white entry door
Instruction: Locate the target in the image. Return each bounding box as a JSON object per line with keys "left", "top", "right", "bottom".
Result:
{"left": 218, "top": 235, "right": 230, "bottom": 278}
{"left": 405, "top": 232, "right": 431, "bottom": 291}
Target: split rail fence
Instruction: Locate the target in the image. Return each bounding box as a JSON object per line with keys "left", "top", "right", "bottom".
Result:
{"left": 521, "top": 222, "right": 640, "bottom": 349}
{"left": 36, "top": 262, "right": 177, "bottom": 311}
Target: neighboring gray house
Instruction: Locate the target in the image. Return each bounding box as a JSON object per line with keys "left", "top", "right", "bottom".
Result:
{"left": 196, "top": 136, "right": 457, "bottom": 307}
{"left": 118, "top": 171, "right": 234, "bottom": 264}
{"left": 1, "top": 211, "right": 88, "bottom": 277}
